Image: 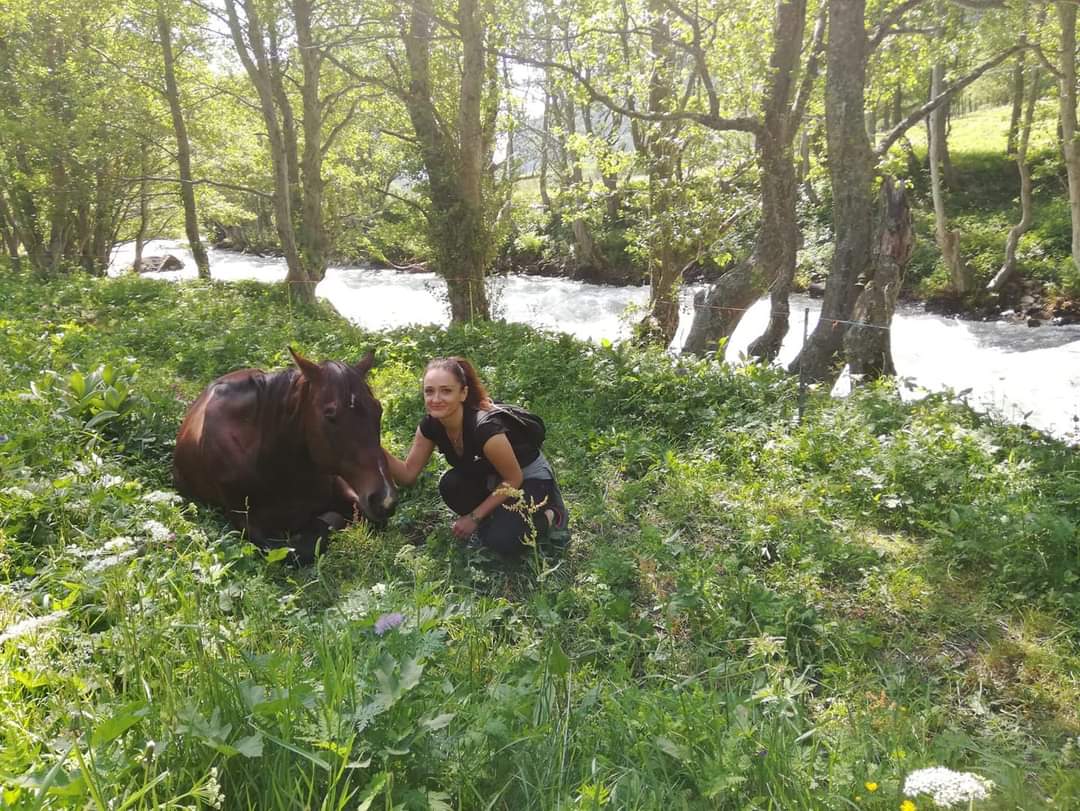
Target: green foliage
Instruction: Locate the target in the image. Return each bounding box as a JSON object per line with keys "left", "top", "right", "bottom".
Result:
{"left": 1, "top": 268, "right": 1079, "bottom": 808}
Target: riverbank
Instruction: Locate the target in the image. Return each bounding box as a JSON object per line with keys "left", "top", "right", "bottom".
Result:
{"left": 197, "top": 236, "right": 1080, "bottom": 329}
{"left": 110, "top": 238, "right": 1080, "bottom": 439}
{"left": 2, "top": 267, "right": 1079, "bottom": 807}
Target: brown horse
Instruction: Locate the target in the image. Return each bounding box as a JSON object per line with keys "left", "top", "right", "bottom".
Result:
{"left": 173, "top": 348, "right": 397, "bottom": 563}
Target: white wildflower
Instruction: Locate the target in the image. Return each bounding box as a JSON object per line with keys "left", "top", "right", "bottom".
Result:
{"left": 103, "top": 536, "right": 135, "bottom": 552}
{"left": 2, "top": 487, "right": 36, "bottom": 500}
{"left": 0, "top": 610, "right": 69, "bottom": 644}
{"left": 201, "top": 766, "right": 224, "bottom": 809}
{"left": 370, "top": 582, "right": 387, "bottom": 597}
{"left": 142, "top": 520, "right": 174, "bottom": 543}
{"left": 97, "top": 474, "right": 124, "bottom": 489}
{"left": 83, "top": 550, "right": 137, "bottom": 574}
{"left": 335, "top": 585, "right": 374, "bottom": 620}
{"left": 903, "top": 766, "right": 994, "bottom": 808}
{"left": 143, "top": 490, "right": 181, "bottom": 505}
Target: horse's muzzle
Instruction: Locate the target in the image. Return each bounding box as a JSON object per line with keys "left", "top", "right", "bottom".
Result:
{"left": 362, "top": 486, "right": 398, "bottom": 526}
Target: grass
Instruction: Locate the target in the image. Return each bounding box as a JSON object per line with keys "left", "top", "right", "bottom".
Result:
{"left": 1, "top": 268, "right": 1079, "bottom": 809}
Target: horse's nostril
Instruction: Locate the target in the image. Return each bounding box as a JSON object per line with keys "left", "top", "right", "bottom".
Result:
{"left": 364, "top": 492, "right": 397, "bottom": 524}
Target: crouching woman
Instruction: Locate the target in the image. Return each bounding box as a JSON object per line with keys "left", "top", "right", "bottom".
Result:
{"left": 384, "top": 357, "right": 569, "bottom": 556}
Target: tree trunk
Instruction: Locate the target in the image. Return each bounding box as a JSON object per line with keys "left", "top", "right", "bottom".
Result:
{"left": 989, "top": 63, "right": 1039, "bottom": 292}
{"left": 929, "top": 60, "right": 972, "bottom": 293}
{"left": 681, "top": 255, "right": 758, "bottom": 355}
{"left": 0, "top": 192, "right": 20, "bottom": 262}
{"left": 134, "top": 170, "right": 149, "bottom": 273}
{"left": 683, "top": 0, "right": 814, "bottom": 357}
{"left": 570, "top": 218, "right": 608, "bottom": 273}
{"left": 157, "top": 5, "right": 210, "bottom": 279}
{"left": 46, "top": 156, "right": 70, "bottom": 273}
{"left": 268, "top": 24, "right": 301, "bottom": 212}
{"left": 88, "top": 163, "right": 113, "bottom": 275}
{"left": 6, "top": 159, "right": 46, "bottom": 273}
{"left": 746, "top": 0, "right": 810, "bottom": 363}
{"left": 1006, "top": 44, "right": 1026, "bottom": 156}
{"left": 788, "top": 0, "right": 874, "bottom": 384}
{"left": 636, "top": 0, "right": 682, "bottom": 345}
{"left": 538, "top": 90, "right": 553, "bottom": 210}
{"left": 401, "top": 0, "right": 490, "bottom": 321}
{"left": 561, "top": 96, "right": 609, "bottom": 277}
{"left": 452, "top": 0, "right": 491, "bottom": 321}
{"left": 798, "top": 126, "right": 819, "bottom": 205}
{"left": 926, "top": 66, "right": 957, "bottom": 189}
{"left": 1058, "top": 2, "right": 1080, "bottom": 275}
{"left": 844, "top": 176, "right": 914, "bottom": 379}
{"left": 294, "top": 0, "right": 327, "bottom": 282}
{"left": 223, "top": 0, "right": 313, "bottom": 302}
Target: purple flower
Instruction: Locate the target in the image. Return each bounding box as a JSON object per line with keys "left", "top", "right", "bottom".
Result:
{"left": 374, "top": 612, "right": 405, "bottom": 636}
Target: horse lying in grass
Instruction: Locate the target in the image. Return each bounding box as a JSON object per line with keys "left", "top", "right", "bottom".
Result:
{"left": 173, "top": 348, "right": 397, "bottom": 564}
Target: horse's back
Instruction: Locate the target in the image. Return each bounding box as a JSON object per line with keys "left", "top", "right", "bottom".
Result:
{"left": 173, "top": 369, "right": 269, "bottom": 507}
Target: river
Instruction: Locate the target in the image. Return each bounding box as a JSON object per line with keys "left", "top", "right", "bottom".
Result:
{"left": 110, "top": 240, "right": 1080, "bottom": 440}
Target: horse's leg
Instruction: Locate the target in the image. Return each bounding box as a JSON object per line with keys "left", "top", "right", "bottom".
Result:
{"left": 280, "top": 512, "right": 345, "bottom": 565}
{"left": 330, "top": 476, "right": 361, "bottom": 523}
{"left": 243, "top": 504, "right": 343, "bottom": 566}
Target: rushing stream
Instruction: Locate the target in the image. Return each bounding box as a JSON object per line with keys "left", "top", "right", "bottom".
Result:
{"left": 110, "top": 240, "right": 1080, "bottom": 440}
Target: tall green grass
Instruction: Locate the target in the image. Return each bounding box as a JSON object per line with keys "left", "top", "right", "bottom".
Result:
{"left": 1, "top": 268, "right": 1078, "bottom": 809}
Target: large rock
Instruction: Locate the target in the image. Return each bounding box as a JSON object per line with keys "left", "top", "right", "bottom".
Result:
{"left": 135, "top": 254, "right": 184, "bottom": 274}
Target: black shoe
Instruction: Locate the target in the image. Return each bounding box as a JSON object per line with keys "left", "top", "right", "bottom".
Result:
{"left": 544, "top": 482, "right": 571, "bottom": 548}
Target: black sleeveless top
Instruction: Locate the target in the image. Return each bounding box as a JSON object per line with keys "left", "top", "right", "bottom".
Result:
{"left": 419, "top": 406, "right": 539, "bottom": 478}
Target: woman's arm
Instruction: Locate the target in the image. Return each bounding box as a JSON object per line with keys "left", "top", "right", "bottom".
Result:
{"left": 451, "top": 433, "right": 524, "bottom": 539}
{"left": 384, "top": 427, "right": 436, "bottom": 487}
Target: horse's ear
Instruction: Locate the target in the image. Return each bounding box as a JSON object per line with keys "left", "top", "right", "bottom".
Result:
{"left": 355, "top": 350, "right": 375, "bottom": 376}
{"left": 289, "top": 346, "right": 321, "bottom": 380}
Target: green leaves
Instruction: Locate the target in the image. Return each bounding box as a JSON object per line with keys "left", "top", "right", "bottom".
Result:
{"left": 42, "top": 363, "right": 139, "bottom": 435}
{"left": 91, "top": 700, "right": 150, "bottom": 748}
{"left": 176, "top": 704, "right": 263, "bottom": 759}
{"left": 373, "top": 652, "right": 425, "bottom": 709}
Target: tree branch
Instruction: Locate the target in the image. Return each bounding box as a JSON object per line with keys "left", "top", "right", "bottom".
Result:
{"left": 379, "top": 186, "right": 430, "bottom": 221}
{"left": 321, "top": 97, "right": 361, "bottom": 158}
{"left": 951, "top": 0, "right": 1005, "bottom": 8}
{"left": 322, "top": 52, "right": 409, "bottom": 102}
{"left": 498, "top": 49, "right": 761, "bottom": 135}
{"left": 790, "top": 4, "right": 828, "bottom": 136}
{"left": 868, "top": 0, "right": 928, "bottom": 51}
{"left": 122, "top": 175, "right": 274, "bottom": 199}
{"left": 874, "top": 43, "right": 1023, "bottom": 157}
{"left": 1031, "top": 42, "right": 1064, "bottom": 80}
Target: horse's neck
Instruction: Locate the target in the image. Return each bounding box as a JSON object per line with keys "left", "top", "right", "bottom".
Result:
{"left": 258, "top": 369, "right": 316, "bottom": 468}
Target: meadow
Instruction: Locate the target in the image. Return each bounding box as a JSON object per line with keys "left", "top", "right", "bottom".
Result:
{"left": 1, "top": 267, "right": 1078, "bottom": 809}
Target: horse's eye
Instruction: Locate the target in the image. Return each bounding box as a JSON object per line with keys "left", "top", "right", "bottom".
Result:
{"left": 323, "top": 407, "right": 337, "bottom": 423}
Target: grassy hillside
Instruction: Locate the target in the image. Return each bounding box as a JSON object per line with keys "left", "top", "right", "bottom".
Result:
{"left": 1, "top": 269, "right": 1079, "bottom": 809}
{"left": 893, "top": 103, "right": 1078, "bottom": 300}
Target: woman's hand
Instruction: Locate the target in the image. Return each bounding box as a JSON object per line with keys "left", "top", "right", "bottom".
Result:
{"left": 385, "top": 428, "right": 436, "bottom": 487}
{"left": 452, "top": 514, "right": 478, "bottom": 539}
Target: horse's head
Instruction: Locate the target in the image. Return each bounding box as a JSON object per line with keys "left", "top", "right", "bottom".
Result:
{"left": 290, "top": 347, "right": 398, "bottom": 524}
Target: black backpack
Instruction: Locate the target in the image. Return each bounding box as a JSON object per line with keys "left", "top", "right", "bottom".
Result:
{"left": 483, "top": 403, "right": 546, "bottom": 450}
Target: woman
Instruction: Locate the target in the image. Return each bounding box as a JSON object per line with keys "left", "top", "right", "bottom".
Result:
{"left": 384, "top": 357, "right": 569, "bottom": 556}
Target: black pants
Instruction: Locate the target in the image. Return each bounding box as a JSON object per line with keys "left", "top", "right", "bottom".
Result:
{"left": 439, "top": 468, "right": 557, "bottom": 556}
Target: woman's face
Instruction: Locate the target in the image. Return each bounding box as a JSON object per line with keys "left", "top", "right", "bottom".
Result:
{"left": 422, "top": 368, "right": 467, "bottom": 419}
